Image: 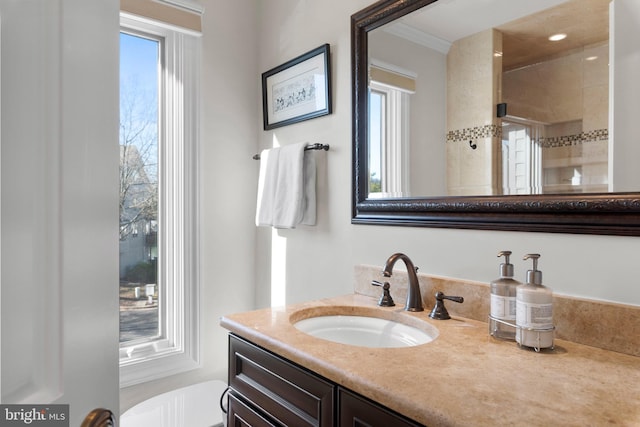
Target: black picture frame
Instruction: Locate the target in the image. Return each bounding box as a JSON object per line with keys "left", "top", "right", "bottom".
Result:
{"left": 262, "top": 44, "right": 332, "bottom": 130}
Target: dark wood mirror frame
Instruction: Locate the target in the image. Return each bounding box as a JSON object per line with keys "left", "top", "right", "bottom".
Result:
{"left": 351, "top": 0, "right": 640, "bottom": 236}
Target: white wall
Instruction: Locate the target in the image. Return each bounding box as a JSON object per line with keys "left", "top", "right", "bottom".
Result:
{"left": 123, "top": 0, "right": 640, "bottom": 411}
{"left": 256, "top": 0, "right": 640, "bottom": 308}
{"left": 198, "top": 0, "right": 259, "bottom": 378}
{"left": 255, "top": 0, "right": 374, "bottom": 308}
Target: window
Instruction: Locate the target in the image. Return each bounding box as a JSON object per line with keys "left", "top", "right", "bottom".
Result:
{"left": 119, "top": 13, "right": 200, "bottom": 387}
{"left": 119, "top": 31, "right": 160, "bottom": 344}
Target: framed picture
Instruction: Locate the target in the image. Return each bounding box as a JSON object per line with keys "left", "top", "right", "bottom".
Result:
{"left": 262, "top": 44, "right": 332, "bottom": 130}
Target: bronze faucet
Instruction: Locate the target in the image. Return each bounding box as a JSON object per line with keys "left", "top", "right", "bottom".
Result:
{"left": 382, "top": 253, "right": 424, "bottom": 312}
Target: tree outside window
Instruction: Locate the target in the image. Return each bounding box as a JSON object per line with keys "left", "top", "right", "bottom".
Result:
{"left": 119, "top": 32, "right": 159, "bottom": 343}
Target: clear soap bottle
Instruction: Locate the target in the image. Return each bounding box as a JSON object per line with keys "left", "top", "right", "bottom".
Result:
{"left": 515, "top": 254, "right": 554, "bottom": 350}
{"left": 489, "top": 251, "right": 520, "bottom": 340}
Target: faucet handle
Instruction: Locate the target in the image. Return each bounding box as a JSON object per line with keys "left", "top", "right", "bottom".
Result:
{"left": 371, "top": 280, "right": 395, "bottom": 307}
{"left": 428, "top": 291, "right": 464, "bottom": 320}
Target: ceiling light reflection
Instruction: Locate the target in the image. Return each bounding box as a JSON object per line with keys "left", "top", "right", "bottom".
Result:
{"left": 548, "top": 33, "right": 567, "bottom": 41}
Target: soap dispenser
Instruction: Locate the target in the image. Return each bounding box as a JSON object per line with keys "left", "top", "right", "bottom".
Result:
{"left": 489, "top": 251, "right": 520, "bottom": 340}
{"left": 515, "top": 254, "right": 554, "bottom": 350}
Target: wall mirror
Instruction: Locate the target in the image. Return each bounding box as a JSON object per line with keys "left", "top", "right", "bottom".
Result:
{"left": 351, "top": 0, "right": 640, "bottom": 235}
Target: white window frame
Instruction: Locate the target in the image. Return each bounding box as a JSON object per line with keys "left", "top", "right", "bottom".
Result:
{"left": 119, "top": 13, "right": 201, "bottom": 388}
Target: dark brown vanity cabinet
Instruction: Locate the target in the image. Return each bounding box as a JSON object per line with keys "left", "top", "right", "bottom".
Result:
{"left": 227, "top": 334, "right": 425, "bottom": 427}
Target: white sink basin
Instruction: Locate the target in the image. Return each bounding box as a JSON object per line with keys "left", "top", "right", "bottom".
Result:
{"left": 293, "top": 314, "right": 438, "bottom": 348}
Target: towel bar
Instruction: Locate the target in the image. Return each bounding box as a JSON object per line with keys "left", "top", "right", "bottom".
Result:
{"left": 253, "top": 143, "right": 329, "bottom": 160}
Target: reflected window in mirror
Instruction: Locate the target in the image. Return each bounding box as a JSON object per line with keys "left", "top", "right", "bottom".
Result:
{"left": 501, "top": 119, "right": 543, "bottom": 195}
{"left": 369, "top": 88, "right": 384, "bottom": 194}
{"left": 368, "top": 63, "right": 415, "bottom": 198}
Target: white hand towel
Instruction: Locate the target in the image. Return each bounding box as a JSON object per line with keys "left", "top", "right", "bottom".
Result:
{"left": 299, "top": 149, "right": 316, "bottom": 226}
{"left": 255, "top": 142, "right": 317, "bottom": 229}
{"left": 272, "top": 142, "right": 307, "bottom": 228}
{"left": 255, "top": 147, "right": 278, "bottom": 227}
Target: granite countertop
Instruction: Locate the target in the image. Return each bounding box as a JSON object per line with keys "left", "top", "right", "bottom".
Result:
{"left": 220, "top": 293, "right": 640, "bottom": 427}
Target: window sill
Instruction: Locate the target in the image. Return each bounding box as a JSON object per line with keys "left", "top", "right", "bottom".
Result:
{"left": 120, "top": 341, "right": 200, "bottom": 388}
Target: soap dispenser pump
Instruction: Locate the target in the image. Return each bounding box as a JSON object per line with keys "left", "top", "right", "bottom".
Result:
{"left": 515, "top": 254, "right": 554, "bottom": 350}
{"left": 489, "top": 251, "right": 520, "bottom": 340}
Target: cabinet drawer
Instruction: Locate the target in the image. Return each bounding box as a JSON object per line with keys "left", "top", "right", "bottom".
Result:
{"left": 229, "top": 335, "right": 334, "bottom": 427}
{"left": 338, "top": 387, "right": 424, "bottom": 427}
{"left": 228, "top": 393, "right": 279, "bottom": 427}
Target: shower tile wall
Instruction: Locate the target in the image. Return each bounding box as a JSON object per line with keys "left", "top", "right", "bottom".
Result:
{"left": 503, "top": 43, "right": 609, "bottom": 193}
{"left": 446, "top": 29, "right": 502, "bottom": 196}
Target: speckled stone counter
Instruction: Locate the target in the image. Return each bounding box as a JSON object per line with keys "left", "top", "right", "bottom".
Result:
{"left": 220, "top": 294, "right": 640, "bottom": 427}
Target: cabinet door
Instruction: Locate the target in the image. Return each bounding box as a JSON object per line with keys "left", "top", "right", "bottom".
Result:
{"left": 229, "top": 335, "right": 335, "bottom": 427}
{"left": 338, "top": 387, "right": 424, "bottom": 427}
{"left": 228, "top": 393, "right": 279, "bottom": 427}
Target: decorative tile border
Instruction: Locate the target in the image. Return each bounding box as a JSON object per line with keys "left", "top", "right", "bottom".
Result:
{"left": 538, "top": 128, "right": 608, "bottom": 148}
{"left": 446, "top": 127, "right": 608, "bottom": 148}
{"left": 446, "top": 124, "right": 501, "bottom": 143}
